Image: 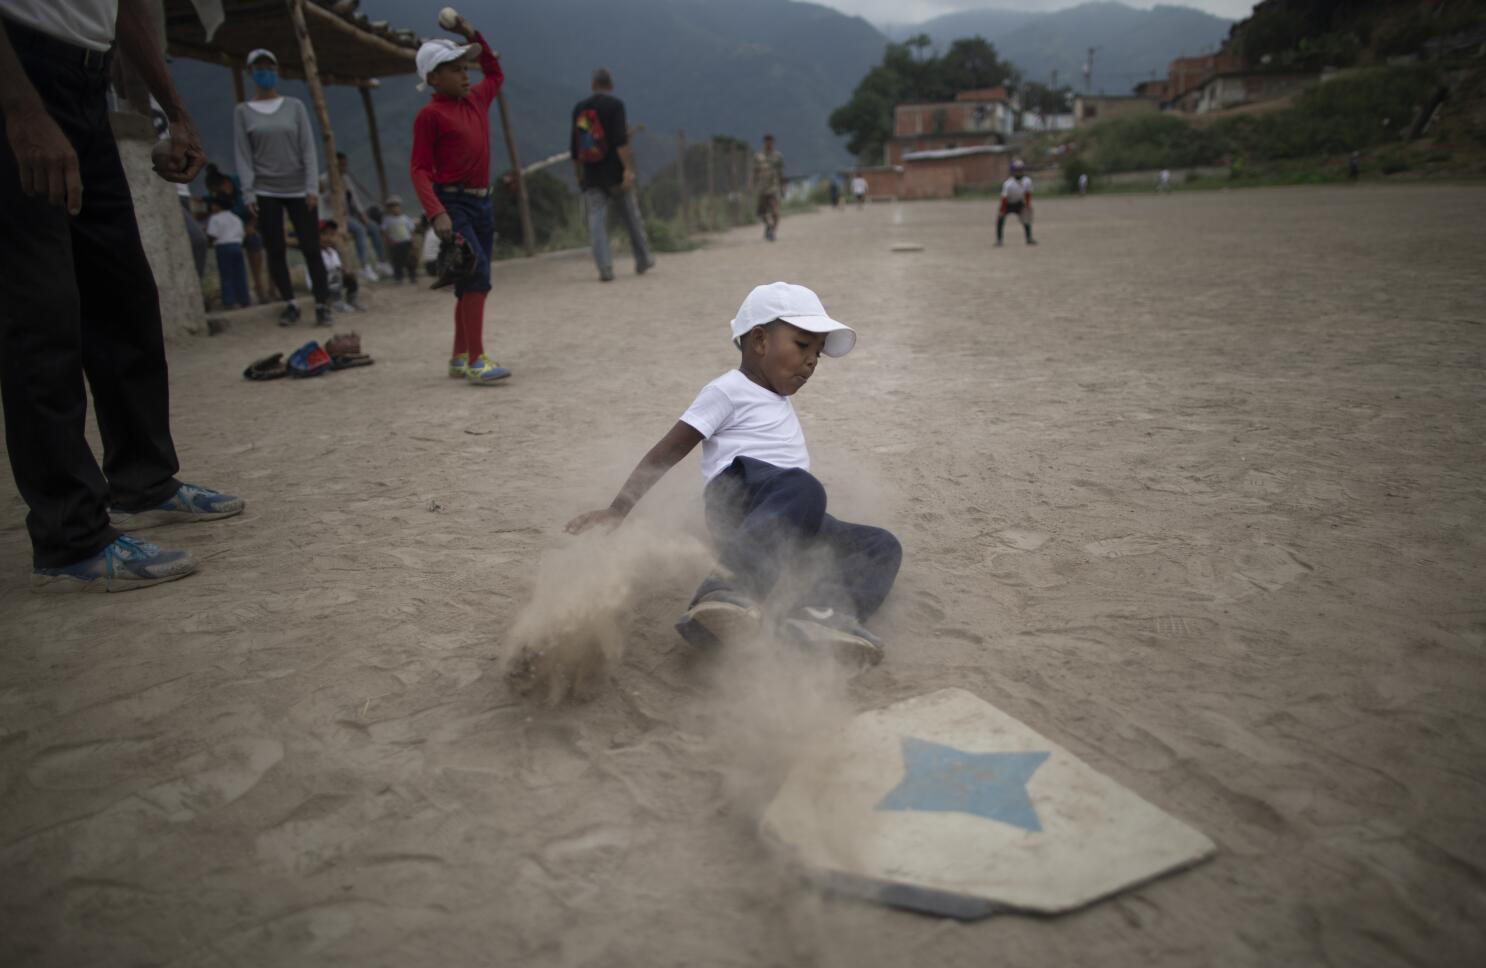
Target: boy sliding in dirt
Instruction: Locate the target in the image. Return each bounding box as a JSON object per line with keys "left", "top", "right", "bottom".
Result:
{"left": 409, "top": 13, "right": 511, "bottom": 385}
{"left": 566, "top": 283, "right": 902, "bottom": 666}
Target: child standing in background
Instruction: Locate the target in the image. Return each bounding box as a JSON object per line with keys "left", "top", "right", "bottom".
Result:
{"left": 380, "top": 196, "right": 419, "bottom": 284}
{"left": 205, "top": 198, "right": 250, "bottom": 309}
{"left": 409, "top": 14, "right": 512, "bottom": 385}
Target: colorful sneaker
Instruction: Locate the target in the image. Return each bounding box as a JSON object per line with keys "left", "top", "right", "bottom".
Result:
{"left": 448, "top": 353, "right": 470, "bottom": 379}
{"left": 783, "top": 605, "right": 884, "bottom": 670}
{"left": 466, "top": 354, "right": 511, "bottom": 384}
{"left": 110, "top": 483, "right": 246, "bottom": 530}
{"left": 675, "top": 588, "right": 762, "bottom": 650}
{"left": 32, "top": 534, "right": 197, "bottom": 593}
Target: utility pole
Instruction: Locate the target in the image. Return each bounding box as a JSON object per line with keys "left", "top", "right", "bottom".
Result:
{"left": 1083, "top": 47, "right": 1097, "bottom": 95}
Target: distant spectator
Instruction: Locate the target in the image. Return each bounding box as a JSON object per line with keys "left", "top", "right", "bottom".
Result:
{"left": 233, "top": 47, "right": 331, "bottom": 326}
{"left": 851, "top": 173, "right": 867, "bottom": 206}
{"left": 205, "top": 197, "right": 250, "bottom": 309}
{"left": 321, "top": 149, "right": 388, "bottom": 280}
{"left": 571, "top": 67, "right": 653, "bottom": 282}
{"left": 752, "top": 133, "right": 785, "bottom": 242}
{"left": 310, "top": 218, "right": 360, "bottom": 312}
{"left": 828, "top": 176, "right": 840, "bottom": 208}
{"left": 379, "top": 195, "right": 418, "bottom": 284}
{"left": 420, "top": 215, "right": 440, "bottom": 276}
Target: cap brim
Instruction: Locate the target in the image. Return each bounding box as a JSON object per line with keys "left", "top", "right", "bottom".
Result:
{"left": 779, "top": 313, "right": 857, "bottom": 357}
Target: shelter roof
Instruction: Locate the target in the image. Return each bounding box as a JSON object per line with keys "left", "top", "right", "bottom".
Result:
{"left": 165, "top": 0, "right": 419, "bottom": 84}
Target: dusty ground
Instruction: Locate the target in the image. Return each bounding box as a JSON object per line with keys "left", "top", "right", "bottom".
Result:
{"left": 1, "top": 186, "right": 1484, "bottom": 967}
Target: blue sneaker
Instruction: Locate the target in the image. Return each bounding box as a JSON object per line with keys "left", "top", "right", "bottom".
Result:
{"left": 783, "top": 606, "right": 884, "bottom": 670}
{"left": 109, "top": 483, "right": 245, "bottom": 530}
{"left": 675, "top": 588, "right": 762, "bottom": 650}
{"left": 32, "top": 534, "right": 197, "bottom": 593}
{"left": 466, "top": 354, "right": 511, "bottom": 385}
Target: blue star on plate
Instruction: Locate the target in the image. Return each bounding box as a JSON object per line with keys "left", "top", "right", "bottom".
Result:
{"left": 876, "top": 737, "right": 1051, "bottom": 832}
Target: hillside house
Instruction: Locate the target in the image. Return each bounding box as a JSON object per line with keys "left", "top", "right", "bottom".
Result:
{"left": 1189, "top": 70, "right": 1319, "bottom": 114}
{"left": 1072, "top": 94, "right": 1160, "bottom": 127}
{"left": 886, "top": 88, "right": 1015, "bottom": 165}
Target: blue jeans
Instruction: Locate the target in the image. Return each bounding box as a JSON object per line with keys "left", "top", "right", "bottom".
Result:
{"left": 436, "top": 188, "right": 494, "bottom": 297}
{"left": 698, "top": 457, "right": 902, "bottom": 620}
{"left": 214, "top": 242, "right": 250, "bottom": 308}
{"left": 583, "top": 186, "right": 652, "bottom": 274}
{"left": 345, "top": 215, "right": 385, "bottom": 266}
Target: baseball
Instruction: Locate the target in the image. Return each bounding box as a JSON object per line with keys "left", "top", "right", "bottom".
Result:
{"left": 438, "top": 7, "right": 460, "bottom": 30}
{"left": 150, "top": 139, "right": 178, "bottom": 173}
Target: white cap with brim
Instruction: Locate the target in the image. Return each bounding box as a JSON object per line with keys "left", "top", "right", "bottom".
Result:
{"left": 246, "top": 48, "right": 277, "bottom": 66}
{"left": 416, "top": 39, "right": 477, "bottom": 90}
{"left": 729, "top": 281, "right": 856, "bottom": 358}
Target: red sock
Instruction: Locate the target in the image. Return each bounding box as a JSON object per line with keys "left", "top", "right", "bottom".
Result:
{"left": 462, "top": 291, "right": 487, "bottom": 360}
{"left": 451, "top": 299, "right": 467, "bottom": 358}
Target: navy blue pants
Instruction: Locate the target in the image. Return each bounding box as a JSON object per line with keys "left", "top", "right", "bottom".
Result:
{"left": 214, "top": 242, "right": 249, "bottom": 308}
{"left": 435, "top": 188, "right": 494, "bottom": 297}
{"left": 698, "top": 457, "right": 902, "bottom": 620}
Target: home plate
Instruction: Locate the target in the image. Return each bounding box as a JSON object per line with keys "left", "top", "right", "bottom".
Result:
{"left": 760, "top": 688, "right": 1215, "bottom": 919}
{"left": 890, "top": 243, "right": 924, "bottom": 252}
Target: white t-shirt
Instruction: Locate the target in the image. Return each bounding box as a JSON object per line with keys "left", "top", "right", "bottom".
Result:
{"left": 245, "top": 97, "right": 285, "bottom": 115}
{"left": 205, "top": 210, "right": 244, "bottom": 245}
{"left": 0, "top": 0, "right": 116, "bottom": 51}
{"left": 1001, "top": 176, "right": 1032, "bottom": 203}
{"left": 381, "top": 213, "right": 416, "bottom": 243}
{"left": 851, "top": 176, "right": 867, "bottom": 196}
{"left": 680, "top": 369, "right": 809, "bottom": 480}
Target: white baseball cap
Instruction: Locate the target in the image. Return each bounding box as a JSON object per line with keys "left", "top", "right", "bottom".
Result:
{"left": 730, "top": 282, "right": 856, "bottom": 358}
{"left": 246, "top": 48, "right": 277, "bottom": 66}
{"left": 416, "top": 39, "right": 477, "bottom": 90}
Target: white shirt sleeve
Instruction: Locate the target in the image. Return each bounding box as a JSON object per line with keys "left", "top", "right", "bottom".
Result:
{"left": 680, "top": 384, "right": 734, "bottom": 439}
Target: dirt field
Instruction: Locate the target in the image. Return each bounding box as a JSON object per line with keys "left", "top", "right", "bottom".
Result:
{"left": 2, "top": 185, "right": 1484, "bottom": 967}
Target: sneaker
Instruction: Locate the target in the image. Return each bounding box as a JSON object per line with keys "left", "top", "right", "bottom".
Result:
{"left": 599, "top": 267, "right": 615, "bottom": 282}
{"left": 993, "top": 239, "right": 1004, "bottom": 248}
{"left": 332, "top": 300, "right": 354, "bottom": 313}
{"left": 359, "top": 265, "right": 379, "bottom": 282}
{"left": 1027, "top": 238, "right": 1038, "bottom": 246}
{"left": 110, "top": 483, "right": 246, "bottom": 530}
{"left": 636, "top": 257, "right": 655, "bottom": 275}
{"left": 466, "top": 354, "right": 511, "bottom": 384}
{"left": 782, "top": 606, "right": 884, "bottom": 670}
{"left": 32, "top": 534, "right": 197, "bottom": 593}
{"left": 314, "top": 304, "right": 333, "bottom": 327}
{"left": 378, "top": 261, "right": 394, "bottom": 276}
{"left": 277, "top": 302, "right": 301, "bottom": 326}
{"left": 448, "top": 353, "right": 470, "bottom": 378}
{"left": 675, "top": 588, "right": 762, "bottom": 650}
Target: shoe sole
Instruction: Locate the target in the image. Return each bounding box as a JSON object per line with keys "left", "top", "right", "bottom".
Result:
{"left": 32, "top": 566, "right": 196, "bottom": 593}
{"left": 675, "top": 600, "right": 762, "bottom": 650}
{"left": 110, "top": 505, "right": 245, "bottom": 530}
{"left": 468, "top": 373, "right": 511, "bottom": 385}
{"left": 783, "top": 618, "right": 884, "bottom": 670}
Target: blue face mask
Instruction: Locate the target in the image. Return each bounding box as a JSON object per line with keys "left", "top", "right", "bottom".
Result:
{"left": 251, "top": 68, "right": 277, "bottom": 90}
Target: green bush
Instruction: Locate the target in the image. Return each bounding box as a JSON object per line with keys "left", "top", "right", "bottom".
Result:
{"left": 1084, "top": 114, "right": 1224, "bottom": 173}
{"left": 1062, "top": 156, "right": 1093, "bottom": 192}
{"left": 643, "top": 218, "right": 698, "bottom": 253}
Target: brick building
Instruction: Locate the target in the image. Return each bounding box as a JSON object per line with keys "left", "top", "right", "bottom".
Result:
{"left": 886, "top": 88, "right": 1015, "bottom": 165}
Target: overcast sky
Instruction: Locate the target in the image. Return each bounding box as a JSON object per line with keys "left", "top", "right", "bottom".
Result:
{"left": 817, "top": 0, "right": 1258, "bottom": 26}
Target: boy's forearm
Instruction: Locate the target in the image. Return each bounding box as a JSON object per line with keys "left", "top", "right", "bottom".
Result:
{"left": 609, "top": 422, "right": 702, "bottom": 515}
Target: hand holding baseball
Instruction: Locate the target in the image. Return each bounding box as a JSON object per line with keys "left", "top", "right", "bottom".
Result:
{"left": 438, "top": 7, "right": 473, "bottom": 39}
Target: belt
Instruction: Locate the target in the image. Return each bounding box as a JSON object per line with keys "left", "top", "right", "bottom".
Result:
{"left": 435, "top": 183, "right": 491, "bottom": 198}
{"left": 3, "top": 18, "right": 113, "bottom": 72}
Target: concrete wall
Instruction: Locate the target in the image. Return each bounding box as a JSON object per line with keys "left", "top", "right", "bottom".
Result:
{"left": 1073, "top": 96, "right": 1160, "bottom": 128}
{"left": 110, "top": 112, "right": 204, "bottom": 340}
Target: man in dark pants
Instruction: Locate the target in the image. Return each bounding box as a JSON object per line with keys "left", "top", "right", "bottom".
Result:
{"left": 571, "top": 68, "right": 654, "bottom": 282}
{"left": 0, "top": 1, "right": 244, "bottom": 592}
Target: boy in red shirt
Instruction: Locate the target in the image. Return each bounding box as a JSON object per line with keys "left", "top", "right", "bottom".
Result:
{"left": 409, "top": 15, "right": 510, "bottom": 385}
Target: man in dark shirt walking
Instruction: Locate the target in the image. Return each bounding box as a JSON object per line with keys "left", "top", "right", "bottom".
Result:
{"left": 571, "top": 68, "right": 653, "bottom": 282}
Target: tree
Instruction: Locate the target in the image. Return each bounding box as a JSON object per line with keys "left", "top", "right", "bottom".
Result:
{"left": 829, "top": 36, "right": 1019, "bottom": 164}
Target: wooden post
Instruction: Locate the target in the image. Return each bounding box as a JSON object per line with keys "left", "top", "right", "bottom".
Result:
{"left": 286, "top": 0, "right": 347, "bottom": 229}
{"left": 705, "top": 138, "right": 716, "bottom": 231}
{"left": 230, "top": 62, "right": 245, "bottom": 104}
{"left": 728, "top": 144, "right": 740, "bottom": 225}
{"left": 495, "top": 88, "right": 536, "bottom": 256}
{"left": 675, "top": 130, "right": 689, "bottom": 231}
{"left": 359, "top": 85, "right": 390, "bottom": 203}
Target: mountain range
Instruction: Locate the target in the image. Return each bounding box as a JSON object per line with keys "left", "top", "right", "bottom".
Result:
{"left": 168, "top": 1, "right": 1231, "bottom": 202}
{"left": 887, "top": 3, "right": 1233, "bottom": 95}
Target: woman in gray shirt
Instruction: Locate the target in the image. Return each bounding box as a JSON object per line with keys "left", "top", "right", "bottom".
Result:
{"left": 233, "top": 48, "right": 330, "bottom": 326}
